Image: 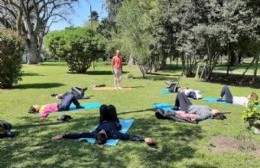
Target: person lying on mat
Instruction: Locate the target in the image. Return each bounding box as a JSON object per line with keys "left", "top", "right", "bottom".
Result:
{"left": 51, "top": 86, "right": 89, "bottom": 100}
{"left": 174, "top": 92, "right": 223, "bottom": 121}
{"left": 28, "top": 93, "right": 83, "bottom": 120}
{"left": 178, "top": 87, "right": 203, "bottom": 100}
{"left": 52, "top": 104, "right": 156, "bottom": 146}
{"left": 217, "top": 85, "right": 258, "bottom": 106}
{"left": 155, "top": 108, "right": 225, "bottom": 123}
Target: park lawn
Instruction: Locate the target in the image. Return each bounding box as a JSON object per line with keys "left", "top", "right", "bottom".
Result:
{"left": 0, "top": 61, "right": 260, "bottom": 168}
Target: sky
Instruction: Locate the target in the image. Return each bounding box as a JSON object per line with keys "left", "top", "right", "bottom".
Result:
{"left": 49, "top": 0, "right": 108, "bottom": 31}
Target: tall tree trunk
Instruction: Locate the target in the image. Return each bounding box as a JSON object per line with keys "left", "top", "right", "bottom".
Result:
{"left": 181, "top": 52, "right": 185, "bottom": 75}
{"left": 241, "top": 57, "right": 255, "bottom": 78}
{"left": 127, "top": 54, "right": 135, "bottom": 66}
{"left": 161, "top": 55, "right": 166, "bottom": 66}
{"left": 138, "top": 65, "right": 146, "bottom": 78}
{"left": 230, "top": 50, "right": 236, "bottom": 66}
{"left": 26, "top": 35, "right": 39, "bottom": 64}
{"left": 227, "top": 49, "right": 230, "bottom": 76}
{"left": 176, "top": 56, "right": 179, "bottom": 67}
{"left": 23, "top": 12, "right": 39, "bottom": 64}
{"left": 252, "top": 53, "right": 259, "bottom": 83}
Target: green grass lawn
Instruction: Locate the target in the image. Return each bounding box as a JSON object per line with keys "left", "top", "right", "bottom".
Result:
{"left": 0, "top": 61, "right": 260, "bottom": 168}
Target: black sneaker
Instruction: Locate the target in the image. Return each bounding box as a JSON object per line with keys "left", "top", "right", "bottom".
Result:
{"left": 217, "top": 98, "right": 224, "bottom": 102}
{"left": 51, "top": 93, "right": 58, "bottom": 97}
{"left": 172, "top": 106, "right": 179, "bottom": 110}
{"left": 76, "top": 106, "right": 84, "bottom": 109}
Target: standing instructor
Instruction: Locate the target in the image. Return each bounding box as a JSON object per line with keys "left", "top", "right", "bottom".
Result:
{"left": 112, "top": 50, "right": 123, "bottom": 90}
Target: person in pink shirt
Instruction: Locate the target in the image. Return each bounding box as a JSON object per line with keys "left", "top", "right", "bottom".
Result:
{"left": 28, "top": 93, "right": 83, "bottom": 120}
{"left": 29, "top": 103, "right": 59, "bottom": 120}
{"left": 112, "top": 50, "right": 123, "bottom": 90}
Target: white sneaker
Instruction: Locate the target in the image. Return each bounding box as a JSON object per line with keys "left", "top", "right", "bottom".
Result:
{"left": 118, "top": 86, "right": 122, "bottom": 90}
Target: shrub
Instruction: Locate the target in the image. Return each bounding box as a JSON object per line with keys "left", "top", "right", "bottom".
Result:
{"left": 44, "top": 27, "right": 106, "bottom": 73}
{"left": 0, "top": 29, "right": 25, "bottom": 88}
{"left": 242, "top": 99, "right": 260, "bottom": 134}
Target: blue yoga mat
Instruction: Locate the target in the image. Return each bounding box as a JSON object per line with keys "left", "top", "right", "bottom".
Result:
{"left": 202, "top": 97, "right": 228, "bottom": 104}
{"left": 79, "top": 118, "right": 135, "bottom": 146}
{"left": 160, "top": 89, "right": 172, "bottom": 95}
{"left": 69, "top": 102, "right": 101, "bottom": 111}
{"left": 152, "top": 103, "right": 174, "bottom": 111}
{"left": 35, "top": 102, "right": 101, "bottom": 116}
{"left": 202, "top": 97, "right": 260, "bottom": 108}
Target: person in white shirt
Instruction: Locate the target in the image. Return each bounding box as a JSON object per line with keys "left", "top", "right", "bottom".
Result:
{"left": 178, "top": 87, "right": 203, "bottom": 100}
{"left": 217, "top": 85, "right": 258, "bottom": 106}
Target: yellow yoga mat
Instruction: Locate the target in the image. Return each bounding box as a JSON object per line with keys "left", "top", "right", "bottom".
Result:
{"left": 92, "top": 87, "right": 132, "bottom": 91}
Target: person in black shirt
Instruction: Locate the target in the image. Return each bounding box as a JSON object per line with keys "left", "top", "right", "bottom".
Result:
{"left": 52, "top": 104, "right": 156, "bottom": 145}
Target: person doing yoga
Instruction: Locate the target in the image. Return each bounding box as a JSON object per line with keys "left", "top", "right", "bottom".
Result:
{"left": 174, "top": 92, "right": 222, "bottom": 121}
{"left": 217, "top": 85, "right": 258, "bottom": 106}
{"left": 52, "top": 104, "right": 156, "bottom": 146}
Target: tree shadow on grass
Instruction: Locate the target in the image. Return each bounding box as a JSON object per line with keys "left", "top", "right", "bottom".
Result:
{"left": 22, "top": 72, "right": 44, "bottom": 77}
{"left": 186, "top": 164, "right": 218, "bottom": 168}
{"left": 133, "top": 74, "right": 179, "bottom": 81}
{"left": 207, "top": 73, "right": 260, "bottom": 89}
{"left": 122, "top": 118, "right": 204, "bottom": 167}
{"left": 119, "top": 108, "right": 154, "bottom": 115}
{"left": 85, "top": 70, "right": 129, "bottom": 75}
{"left": 1, "top": 115, "right": 204, "bottom": 167}
{"left": 41, "top": 62, "right": 67, "bottom": 67}
{"left": 15, "top": 83, "right": 64, "bottom": 89}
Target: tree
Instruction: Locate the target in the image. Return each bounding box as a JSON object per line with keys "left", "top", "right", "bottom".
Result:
{"left": 90, "top": 11, "right": 99, "bottom": 22}
{"left": 116, "top": 0, "right": 159, "bottom": 77}
{"left": 44, "top": 27, "right": 106, "bottom": 73}
{"left": 0, "top": 29, "right": 25, "bottom": 88}
{"left": 85, "top": 10, "right": 100, "bottom": 31}
{"left": 0, "top": 0, "right": 80, "bottom": 64}
{"left": 104, "top": 0, "right": 124, "bottom": 23}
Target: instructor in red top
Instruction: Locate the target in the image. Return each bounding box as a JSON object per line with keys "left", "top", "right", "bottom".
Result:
{"left": 112, "top": 50, "right": 123, "bottom": 90}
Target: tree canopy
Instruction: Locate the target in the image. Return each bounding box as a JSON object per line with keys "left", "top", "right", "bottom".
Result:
{"left": 0, "top": 0, "right": 80, "bottom": 64}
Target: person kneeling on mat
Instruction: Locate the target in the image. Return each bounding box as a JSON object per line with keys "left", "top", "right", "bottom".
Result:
{"left": 52, "top": 104, "right": 156, "bottom": 146}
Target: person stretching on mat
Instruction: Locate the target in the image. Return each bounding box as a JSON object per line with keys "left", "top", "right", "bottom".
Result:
{"left": 217, "top": 85, "right": 258, "bottom": 106}
{"left": 52, "top": 86, "right": 89, "bottom": 100}
{"left": 173, "top": 92, "right": 223, "bottom": 121}
{"left": 178, "top": 87, "right": 203, "bottom": 100}
{"left": 112, "top": 50, "right": 123, "bottom": 90}
{"left": 52, "top": 104, "right": 156, "bottom": 146}
{"left": 28, "top": 93, "right": 83, "bottom": 120}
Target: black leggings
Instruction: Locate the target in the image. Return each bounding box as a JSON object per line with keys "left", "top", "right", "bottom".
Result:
{"left": 220, "top": 85, "right": 233, "bottom": 103}
{"left": 174, "top": 92, "right": 192, "bottom": 112}
{"left": 99, "top": 104, "right": 120, "bottom": 124}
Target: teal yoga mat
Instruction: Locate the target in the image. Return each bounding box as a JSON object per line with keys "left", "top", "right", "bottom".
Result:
{"left": 79, "top": 118, "right": 135, "bottom": 146}
{"left": 202, "top": 97, "right": 228, "bottom": 104}
{"left": 160, "top": 89, "right": 172, "bottom": 94}
{"left": 35, "top": 102, "right": 101, "bottom": 116}
{"left": 69, "top": 102, "right": 101, "bottom": 110}
{"left": 152, "top": 103, "right": 174, "bottom": 111}
{"left": 202, "top": 97, "right": 260, "bottom": 108}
